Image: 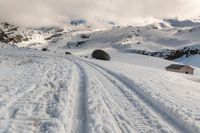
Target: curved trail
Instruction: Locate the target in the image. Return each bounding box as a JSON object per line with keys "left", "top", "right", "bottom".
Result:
{"left": 74, "top": 59, "right": 176, "bottom": 133}
{"left": 77, "top": 58, "right": 198, "bottom": 133}
{"left": 0, "top": 51, "right": 199, "bottom": 133}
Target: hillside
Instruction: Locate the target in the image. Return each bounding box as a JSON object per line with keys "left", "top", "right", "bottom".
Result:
{"left": 0, "top": 46, "right": 200, "bottom": 133}
{"left": 0, "top": 18, "right": 200, "bottom": 133}
{"left": 1, "top": 20, "right": 200, "bottom": 67}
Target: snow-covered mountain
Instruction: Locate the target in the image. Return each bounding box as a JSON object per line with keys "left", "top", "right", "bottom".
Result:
{"left": 1, "top": 18, "right": 200, "bottom": 66}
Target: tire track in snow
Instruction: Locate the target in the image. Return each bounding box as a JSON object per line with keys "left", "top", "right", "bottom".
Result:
{"left": 79, "top": 60, "right": 174, "bottom": 133}
{"left": 90, "top": 69, "right": 162, "bottom": 132}
{"left": 82, "top": 63, "right": 133, "bottom": 133}
{"left": 81, "top": 59, "right": 198, "bottom": 133}
{"left": 86, "top": 67, "right": 136, "bottom": 133}
{"left": 68, "top": 58, "right": 133, "bottom": 133}
{"left": 69, "top": 60, "right": 88, "bottom": 133}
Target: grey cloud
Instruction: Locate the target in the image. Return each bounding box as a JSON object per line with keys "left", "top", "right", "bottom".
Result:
{"left": 0, "top": 0, "right": 199, "bottom": 27}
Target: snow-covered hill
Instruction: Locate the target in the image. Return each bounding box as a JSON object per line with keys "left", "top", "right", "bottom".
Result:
{"left": 0, "top": 18, "right": 200, "bottom": 133}
{"left": 1, "top": 20, "right": 200, "bottom": 71}
{"left": 0, "top": 46, "right": 200, "bottom": 133}
{"left": 1, "top": 19, "right": 200, "bottom": 66}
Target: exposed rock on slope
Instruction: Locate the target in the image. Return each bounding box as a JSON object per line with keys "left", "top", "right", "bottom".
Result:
{"left": 127, "top": 46, "right": 200, "bottom": 60}
{"left": 0, "top": 23, "right": 28, "bottom": 43}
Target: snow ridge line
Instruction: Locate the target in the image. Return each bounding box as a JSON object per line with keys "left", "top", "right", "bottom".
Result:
{"left": 68, "top": 59, "right": 88, "bottom": 133}
{"left": 81, "top": 59, "right": 199, "bottom": 133}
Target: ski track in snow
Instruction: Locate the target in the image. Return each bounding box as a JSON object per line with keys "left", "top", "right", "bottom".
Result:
{"left": 0, "top": 50, "right": 200, "bottom": 133}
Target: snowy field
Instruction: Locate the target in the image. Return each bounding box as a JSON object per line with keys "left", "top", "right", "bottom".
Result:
{"left": 0, "top": 47, "right": 200, "bottom": 133}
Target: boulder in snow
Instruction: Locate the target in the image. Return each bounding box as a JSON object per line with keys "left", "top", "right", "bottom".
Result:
{"left": 41, "top": 48, "right": 49, "bottom": 52}
{"left": 92, "top": 49, "right": 110, "bottom": 61}
{"left": 65, "top": 52, "right": 71, "bottom": 55}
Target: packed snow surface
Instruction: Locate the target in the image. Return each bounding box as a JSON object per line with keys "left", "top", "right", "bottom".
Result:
{"left": 0, "top": 47, "right": 200, "bottom": 133}
{"left": 1, "top": 18, "right": 200, "bottom": 133}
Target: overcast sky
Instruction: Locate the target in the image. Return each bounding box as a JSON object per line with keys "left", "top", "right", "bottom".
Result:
{"left": 0, "top": 0, "right": 200, "bottom": 27}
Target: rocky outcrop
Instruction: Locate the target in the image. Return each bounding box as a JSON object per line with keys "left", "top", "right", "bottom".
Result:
{"left": 80, "top": 34, "right": 90, "bottom": 39}
{"left": 45, "top": 33, "right": 62, "bottom": 40}
{"left": 127, "top": 46, "right": 200, "bottom": 60}
{"left": 0, "top": 22, "right": 29, "bottom": 44}
{"left": 0, "top": 30, "right": 24, "bottom": 43}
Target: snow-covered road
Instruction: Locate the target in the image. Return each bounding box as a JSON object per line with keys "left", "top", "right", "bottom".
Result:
{"left": 0, "top": 48, "right": 200, "bottom": 133}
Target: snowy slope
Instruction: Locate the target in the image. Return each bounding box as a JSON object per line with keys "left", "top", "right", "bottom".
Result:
{"left": 1, "top": 20, "right": 200, "bottom": 65}
{"left": 177, "top": 55, "right": 200, "bottom": 68}
{"left": 0, "top": 46, "right": 200, "bottom": 133}
{"left": 0, "top": 18, "right": 200, "bottom": 133}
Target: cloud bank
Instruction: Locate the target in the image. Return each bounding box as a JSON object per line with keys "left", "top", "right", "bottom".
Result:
{"left": 0, "top": 0, "right": 200, "bottom": 27}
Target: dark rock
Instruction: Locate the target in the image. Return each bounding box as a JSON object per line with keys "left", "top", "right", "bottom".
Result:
{"left": 152, "top": 26, "right": 159, "bottom": 29}
{"left": 92, "top": 49, "right": 110, "bottom": 61}
{"left": 127, "top": 34, "right": 133, "bottom": 38}
{"left": 70, "top": 19, "right": 86, "bottom": 26}
{"left": 80, "top": 34, "right": 90, "bottom": 39}
{"left": 23, "top": 38, "right": 29, "bottom": 41}
{"left": 45, "top": 33, "right": 62, "bottom": 40}
{"left": 0, "top": 30, "right": 9, "bottom": 43}
{"left": 13, "top": 35, "right": 23, "bottom": 43}
{"left": 189, "top": 29, "right": 193, "bottom": 32}
{"left": 0, "top": 28, "right": 24, "bottom": 43}
{"left": 76, "top": 41, "right": 86, "bottom": 47}
{"left": 41, "top": 48, "right": 49, "bottom": 51}
{"left": 65, "top": 52, "right": 71, "bottom": 55}
{"left": 10, "top": 27, "right": 18, "bottom": 31}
